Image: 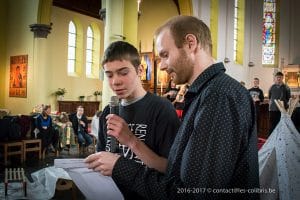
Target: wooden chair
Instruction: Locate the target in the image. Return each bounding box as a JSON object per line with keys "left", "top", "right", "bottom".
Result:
{"left": 0, "top": 141, "right": 23, "bottom": 165}
{"left": 74, "top": 134, "right": 97, "bottom": 155}
{"left": 22, "top": 139, "right": 42, "bottom": 161}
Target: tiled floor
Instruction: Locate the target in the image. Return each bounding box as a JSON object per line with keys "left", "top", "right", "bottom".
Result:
{"left": 0, "top": 147, "right": 94, "bottom": 199}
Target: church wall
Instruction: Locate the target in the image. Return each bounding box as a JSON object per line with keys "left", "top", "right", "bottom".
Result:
{"left": 2, "top": 2, "right": 104, "bottom": 115}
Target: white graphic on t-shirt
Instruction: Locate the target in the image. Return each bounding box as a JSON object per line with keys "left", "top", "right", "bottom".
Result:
{"left": 106, "top": 123, "right": 147, "bottom": 164}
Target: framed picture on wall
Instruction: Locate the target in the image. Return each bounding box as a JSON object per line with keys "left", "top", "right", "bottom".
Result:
{"left": 283, "top": 65, "right": 300, "bottom": 89}
{"left": 9, "top": 55, "right": 28, "bottom": 98}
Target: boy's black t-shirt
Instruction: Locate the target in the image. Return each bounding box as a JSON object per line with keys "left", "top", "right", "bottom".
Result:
{"left": 97, "top": 92, "right": 180, "bottom": 163}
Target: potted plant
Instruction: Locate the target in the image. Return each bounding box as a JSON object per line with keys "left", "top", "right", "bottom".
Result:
{"left": 79, "top": 95, "right": 85, "bottom": 101}
{"left": 54, "top": 88, "right": 67, "bottom": 100}
{"left": 93, "top": 91, "right": 102, "bottom": 101}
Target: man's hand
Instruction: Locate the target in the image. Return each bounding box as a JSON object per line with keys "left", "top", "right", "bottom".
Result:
{"left": 79, "top": 120, "right": 86, "bottom": 127}
{"left": 85, "top": 152, "right": 120, "bottom": 176}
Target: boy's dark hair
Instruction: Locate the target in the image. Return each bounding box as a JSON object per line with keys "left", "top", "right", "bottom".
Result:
{"left": 254, "top": 77, "right": 259, "bottom": 81}
{"left": 275, "top": 71, "right": 284, "bottom": 77}
{"left": 101, "top": 41, "right": 141, "bottom": 71}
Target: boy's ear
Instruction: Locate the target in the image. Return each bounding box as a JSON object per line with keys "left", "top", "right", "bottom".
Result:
{"left": 137, "top": 64, "right": 144, "bottom": 77}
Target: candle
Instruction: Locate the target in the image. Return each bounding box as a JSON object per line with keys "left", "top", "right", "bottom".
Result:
{"left": 66, "top": 126, "right": 70, "bottom": 145}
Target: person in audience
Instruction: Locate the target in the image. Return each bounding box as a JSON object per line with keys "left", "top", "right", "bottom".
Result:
{"left": 90, "top": 110, "right": 101, "bottom": 140}
{"left": 53, "top": 112, "right": 75, "bottom": 150}
{"left": 88, "top": 41, "right": 180, "bottom": 198}
{"left": 69, "top": 105, "right": 93, "bottom": 151}
{"left": 162, "top": 79, "right": 179, "bottom": 102}
{"left": 36, "top": 105, "right": 58, "bottom": 153}
{"left": 248, "top": 77, "right": 264, "bottom": 133}
{"left": 240, "top": 81, "right": 246, "bottom": 87}
{"left": 86, "top": 16, "right": 259, "bottom": 199}
{"left": 172, "top": 83, "right": 189, "bottom": 119}
{"left": 268, "top": 71, "right": 291, "bottom": 135}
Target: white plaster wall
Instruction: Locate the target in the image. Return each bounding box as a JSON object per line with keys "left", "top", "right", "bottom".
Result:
{"left": 138, "top": 0, "right": 178, "bottom": 52}
{"left": 4, "top": 0, "right": 38, "bottom": 114}
{"left": 47, "top": 6, "right": 104, "bottom": 110}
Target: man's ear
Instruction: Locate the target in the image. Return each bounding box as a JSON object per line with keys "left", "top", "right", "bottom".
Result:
{"left": 185, "top": 34, "right": 197, "bottom": 50}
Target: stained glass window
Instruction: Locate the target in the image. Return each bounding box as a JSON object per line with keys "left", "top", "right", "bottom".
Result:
{"left": 262, "top": 0, "right": 277, "bottom": 65}
{"left": 86, "top": 26, "right": 93, "bottom": 76}
{"left": 68, "top": 21, "right": 76, "bottom": 73}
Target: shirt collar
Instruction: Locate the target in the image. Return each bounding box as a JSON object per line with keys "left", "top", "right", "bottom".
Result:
{"left": 185, "top": 62, "right": 225, "bottom": 98}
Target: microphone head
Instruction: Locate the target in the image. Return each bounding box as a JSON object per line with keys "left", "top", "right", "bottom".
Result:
{"left": 109, "top": 96, "right": 119, "bottom": 115}
{"left": 109, "top": 96, "right": 119, "bottom": 107}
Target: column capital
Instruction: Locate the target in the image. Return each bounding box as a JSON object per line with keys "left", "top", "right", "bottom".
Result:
{"left": 99, "top": 8, "right": 106, "bottom": 21}
{"left": 29, "top": 23, "right": 52, "bottom": 38}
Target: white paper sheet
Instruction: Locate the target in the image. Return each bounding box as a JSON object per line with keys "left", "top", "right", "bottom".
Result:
{"left": 54, "top": 159, "right": 124, "bottom": 200}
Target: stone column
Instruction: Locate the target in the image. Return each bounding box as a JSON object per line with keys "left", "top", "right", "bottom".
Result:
{"left": 101, "top": 0, "right": 138, "bottom": 110}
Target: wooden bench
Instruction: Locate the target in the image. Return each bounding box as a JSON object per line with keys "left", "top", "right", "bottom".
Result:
{"left": 0, "top": 141, "right": 23, "bottom": 165}
{"left": 5, "top": 168, "right": 27, "bottom": 197}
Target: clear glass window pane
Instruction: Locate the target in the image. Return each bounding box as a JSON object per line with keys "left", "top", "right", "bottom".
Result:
{"left": 86, "top": 62, "right": 92, "bottom": 75}
{"left": 86, "top": 50, "right": 92, "bottom": 62}
{"left": 86, "top": 37, "right": 93, "bottom": 49}
{"left": 87, "top": 26, "right": 93, "bottom": 37}
{"left": 68, "top": 33, "right": 76, "bottom": 47}
{"left": 69, "top": 21, "right": 76, "bottom": 33}
{"left": 68, "top": 47, "right": 75, "bottom": 59}
{"left": 68, "top": 59, "right": 75, "bottom": 73}
{"left": 86, "top": 26, "right": 94, "bottom": 76}
{"left": 68, "top": 21, "right": 76, "bottom": 74}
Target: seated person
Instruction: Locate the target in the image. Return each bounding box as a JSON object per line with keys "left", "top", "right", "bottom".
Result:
{"left": 69, "top": 105, "right": 93, "bottom": 149}
{"left": 53, "top": 112, "right": 76, "bottom": 150}
{"left": 90, "top": 110, "right": 101, "bottom": 140}
{"left": 36, "top": 105, "right": 59, "bottom": 152}
{"left": 162, "top": 79, "right": 179, "bottom": 102}
{"left": 173, "top": 84, "right": 189, "bottom": 119}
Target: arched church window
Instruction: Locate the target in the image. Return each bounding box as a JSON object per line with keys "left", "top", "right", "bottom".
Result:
{"left": 262, "top": 0, "right": 278, "bottom": 66}
{"left": 86, "top": 26, "right": 93, "bottom": 76}
{"left": 68, "top": 21, "right": 76, "bottom": 73}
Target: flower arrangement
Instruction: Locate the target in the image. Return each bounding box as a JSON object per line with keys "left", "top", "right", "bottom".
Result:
{"left": 54, "top": 88, "right": 67, "bottom": 96}
{"left": 79, "top": 95, "right": 85, "bottom": 101}
{"left": 93, "top": 91, "right": 102, "bottom": 96}
{"left": 32, "top": 104, "right": 44, "bottom": 114}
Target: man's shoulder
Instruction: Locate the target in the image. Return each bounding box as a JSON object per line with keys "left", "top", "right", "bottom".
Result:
{"left": 145, "top": 92, "right": 174, "bottom": 107}
{"left": 210, "top": 73, "right": 247, "bottom": 95}
{"left": 69, "top": 113, "right": 77, "bottom": 120}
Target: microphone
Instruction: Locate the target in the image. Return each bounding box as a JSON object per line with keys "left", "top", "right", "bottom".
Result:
{"left": 109, "top": 96, "right": 119, "bottom": 153}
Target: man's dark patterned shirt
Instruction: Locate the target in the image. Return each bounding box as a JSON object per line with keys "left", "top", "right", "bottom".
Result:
{"left": 112, "top": 63, "right": 259, "bottom": 199}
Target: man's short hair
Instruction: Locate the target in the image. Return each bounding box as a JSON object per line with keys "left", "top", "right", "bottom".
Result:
{"left": 101, "top": 41, "right": 141, "bottom": 71}
{"left": 155, "top": 15, "right": 212, "bottom": 54}
{"left": 254, "top": 78, "right": 259, "bottom": 81}
{"left": 275, "top": 72, "right": 284, "bottom": 77}
{"left": 77, "top": 105, "right": 84, "bottom": 110}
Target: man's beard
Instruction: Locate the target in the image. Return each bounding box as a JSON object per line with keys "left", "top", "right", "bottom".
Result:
{"left": 172, "top": 49, "right": 193, "bottom": 85}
